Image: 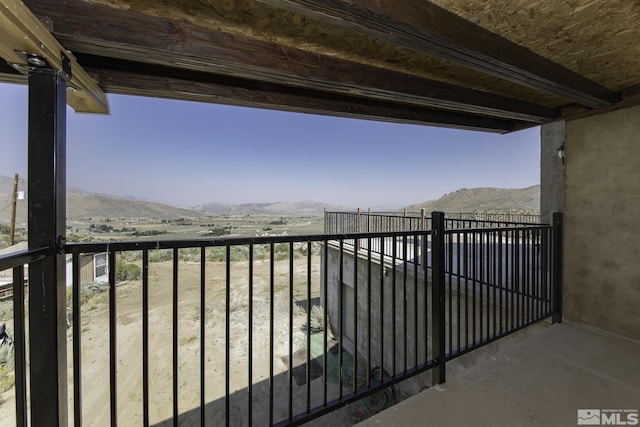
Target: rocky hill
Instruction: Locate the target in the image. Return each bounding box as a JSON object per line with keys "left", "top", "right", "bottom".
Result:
{"left": 405, "top": 185, "right": 540, "bottom": 214}
{"left": 0, "top": 175, "right": 207, "bottom": 221}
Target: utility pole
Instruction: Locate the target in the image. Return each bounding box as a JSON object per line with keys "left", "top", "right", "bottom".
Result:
{"left": 10, "top": 173, "right": 18, "bottom": 245}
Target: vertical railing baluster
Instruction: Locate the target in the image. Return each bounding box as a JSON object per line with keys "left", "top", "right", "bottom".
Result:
{"left": 426, "top": 232, "right": 431, "bottom": 363}
{"left": 226, "top": 245, "right": 232, "bottom": 427}
{"left": 353, "top": 237, "right": 359, "bottom": 394}
{"left": 379, "top": 236, "right": 385, "bottom": 383}
{"left": 472, "top": 231, "right": 477, "bottom": 345}
{"left": 367, "top": 237, "right": 372, "bottom": 390}
{"left": 456, "top": 232, "right": 461, "bottom": 353}
{"left": 464, "top": 231, "right": 469, "bottom": 348}
{"left": 306, "top": 241, "right": 312, "bottom": 413}
{"left": 13, "top": 265, "right": 27, "bottom": 427}
{"left": 533, "top": 229, "right": 538, "bottom": 321}
{"left": 537, "top": 229, "right": 542, "bottom": 320}
{"left": 533, "top": 230, "right": 539, "bottom": 321}
{"left": 536, "top": 229, "right": 541, "bottom": 320}
{"left": 431, "top": 212, "right": 446, "bottom": 385}
{"left": 479, "top": 231, "right": 483, "bottom": 342}
{"left": 519, "top": 229, "right": 524, "bottom": 327}
{"left": 338, "top": 239, "right": 344, "bottom": 400}
{"left": 269, "top": 243, "right": 274, "bottom": 425}
{"left": 492, "top": 231, "right": 497, "bottom": 338}
{"left": 288, "top": 242, "right": 294, "bottom": 421}
{"left": 72, "top": 251, "right": 82, "bottom": 427}
{"left": 413, "top": 233, "right": 419, "bottom": 369}
{"left": 391, "top": 236, "right": 396, "bottom": 377}
{"left": 486, "top": 230, "right": 491, "bottom": 339}
{"left": 142, "top": 250, "right": 149, "bottom": 427}
{"left": 510, "top": 229, "right": 515, "bottom": 330}
{"left": 543, "top": 228, "right": 549, "bottom": 316}
{"left": 322, "top": 239, "right": 328, "bottom": 407}
{"left": 447, "top": 233, "right": 453, "bottom": 355}
{"left": 522, "top": 230, "right": 527, "bottom": 323}
{"left": 199, "top": 247, "right": 205, "bottom": 426}
{"left": 402, "top": 235, "right": 408, "bottom": 374}
{"left": 499, "top": 230, "right": 503, "bottom": 335}
{"left": 109, "top": 249, "right": 117, "bottom": 427}
{"left": 248, "top": 245, "right": 254, "bottom": 427}
{"left": 525, "top": 230, "right": 531, "bottom": 323}
{"left": 173, "top": 248, "right": 179, "bottom": 427}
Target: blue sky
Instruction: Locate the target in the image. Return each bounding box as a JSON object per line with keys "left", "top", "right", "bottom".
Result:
{"left": 0, "top": 82, "right": 540, "bottom": 208}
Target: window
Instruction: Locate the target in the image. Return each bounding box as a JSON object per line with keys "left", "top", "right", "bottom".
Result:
{"left": 94, "top": 253, "right": 107, "bottom": 280}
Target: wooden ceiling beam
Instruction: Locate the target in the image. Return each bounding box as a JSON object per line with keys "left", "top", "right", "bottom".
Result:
{"left": 24, "top": 0, "right": 556, "bottom": 123}
{"left": 258, "top": 0, "right": 619, "bottom": 109}
{"left": 78, "top": 54, "right": 519, "bottom": 133}
{"left": 0, "top": 0, "right": 108, "bottom": 113}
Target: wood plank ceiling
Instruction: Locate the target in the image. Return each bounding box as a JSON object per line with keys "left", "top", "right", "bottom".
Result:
{"left": 1, "top": 0, "right": 639, "bottom": 133}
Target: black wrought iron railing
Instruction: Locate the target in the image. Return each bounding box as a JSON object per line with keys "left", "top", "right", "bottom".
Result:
{"left": 0, "top": 212, "right": 561, "bottom": 426}
{"left": 0, "top": 246, "right": 49, "bottom": 427}
{"left": 324, "top": 210, "right": 540, "bottom": 236}
{"left": 324, "top": 211, "right": 428, "bottom": 234}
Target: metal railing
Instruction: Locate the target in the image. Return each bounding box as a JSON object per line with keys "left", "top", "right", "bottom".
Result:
{"left": 0, "top": 247, "right": 49, "bottom": 427}
{"left": 61, "top": 233, "right": 441, "bottom": 426}
{"left": 1, "top": 212, "right": 561, "bottom": 426}
{"left": 324, "top": 211, "right": 428, "bottom": 234}
{"left": 324, "top": 210, "right": 540, "bottom": 235}
{"left": 444, "top": 212, "right": 541, "bottom": 224}
{"left": 324, "top": 210, "right": 541, "bottom": 259}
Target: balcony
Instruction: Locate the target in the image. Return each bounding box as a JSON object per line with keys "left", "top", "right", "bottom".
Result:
{"left": 2, "top": 1, "right": 640, "bottom": 424}
{"left": 356, "top": 321, "right": 640, "bottom": 427}
{"left": 0, "top": 211, "right": 562, "bottom": 426}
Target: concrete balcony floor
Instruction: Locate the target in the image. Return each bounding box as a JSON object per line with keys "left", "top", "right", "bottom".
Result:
{"left": 356, "top": 321, "right": 640, "bottom": 427}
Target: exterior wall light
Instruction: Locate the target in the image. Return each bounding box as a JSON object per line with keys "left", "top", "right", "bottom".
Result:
{"left": 557, "top": 145, "right": 565, "bottom": 165}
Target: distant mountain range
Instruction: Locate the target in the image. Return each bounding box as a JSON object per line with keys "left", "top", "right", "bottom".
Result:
{"left": 0, "top": 175, "right": 539, "bottom": 221}
{"left": 0, "top": 175, "right": 345, "bottom": 220}
{"left": 192, "top": 200, "right": 348, "bottom": 215}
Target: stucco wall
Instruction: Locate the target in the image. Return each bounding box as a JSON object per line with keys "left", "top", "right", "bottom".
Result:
{"left": 320, "top": 244, "right": 430, "bottom": 382}
{"left": 564, "top": 105, "right": 640, "bottom": 341}
{"left": 540, "top": 121, "right": 565, "bottom": 224}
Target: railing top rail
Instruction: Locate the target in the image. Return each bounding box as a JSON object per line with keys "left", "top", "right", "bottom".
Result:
{"left": 445, "top": 224, "right": 553, "bottom": 234}
{"left": 445, "top": 218, "right": 541, "bottom": 226}
{"left": 65, "top": 229, "right": 434, "bottom": 254}
{"left": 325, "top": 210, "right": 541, "bottom": 224}
{"left": 326, "top": 210, "right": 423, "bottom": 217}
{"left": 0, "top": 247, "right": 49, "bottom": 271}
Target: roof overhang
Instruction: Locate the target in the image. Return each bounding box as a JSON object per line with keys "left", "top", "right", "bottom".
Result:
{"left": 2, "top": 0, "right": 638, "bottom": 132}
{"left": 0, "top": 0, "right": 109, "bottom": 113}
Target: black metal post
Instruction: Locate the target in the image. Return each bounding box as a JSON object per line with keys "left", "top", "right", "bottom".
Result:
{"left": 552, "top": 212, "right": 564, "bottom": 323}
{"left": 431, "top": 212, "right": 446, "bottom": 384}
{"left": 13, "top": 266, "right": 27, "bottom": 427}
{"left": 27, "top": 65, "right": 68, "bottom": 426}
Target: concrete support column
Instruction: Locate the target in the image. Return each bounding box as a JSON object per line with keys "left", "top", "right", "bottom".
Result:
{"left": 540, "top": 122, "right": 565, "bottom": 223}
